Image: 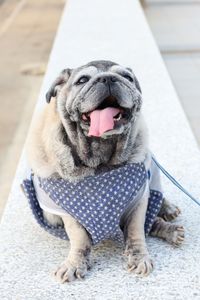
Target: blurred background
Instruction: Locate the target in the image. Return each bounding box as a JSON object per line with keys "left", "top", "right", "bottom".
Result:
{"left": 0, "top": 0, "right": 199, "bottom": 218}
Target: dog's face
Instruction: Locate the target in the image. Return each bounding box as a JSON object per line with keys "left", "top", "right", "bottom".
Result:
{"left": 46, "top": 60, "right": 142, "bottom": 138}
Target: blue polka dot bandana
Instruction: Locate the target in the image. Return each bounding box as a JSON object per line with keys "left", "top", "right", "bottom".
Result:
{"left": 21, "top": 161, "right": 163, "bottom": 245}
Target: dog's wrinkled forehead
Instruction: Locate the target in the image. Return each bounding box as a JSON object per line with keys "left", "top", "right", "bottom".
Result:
{"left": 69, "top": 60, "right": 130, "bottom": 82}
{"left": 85, "top": 60, "right": 117, "bottom": 70}
{"left": 79, "top": 60, "right": 118, "bottom": 73}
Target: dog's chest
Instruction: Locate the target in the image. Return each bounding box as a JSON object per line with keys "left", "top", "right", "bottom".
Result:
{"left": 39, "top": 163, "right": 147, "bottom": 243}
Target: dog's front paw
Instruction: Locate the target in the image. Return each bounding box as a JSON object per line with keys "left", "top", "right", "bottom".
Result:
{"left": 126, "top": 252, "right": 153, "bottom": 276}
{"left": 53, "top": 257, "right": 89, "bottom": 283}
{"left": 124, "top": 240, "right": 153, "bottom": 276}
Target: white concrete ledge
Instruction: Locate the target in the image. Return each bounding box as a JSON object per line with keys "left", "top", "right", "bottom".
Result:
{"left": 1, "top": 0, "right": 200, "bottom": 299}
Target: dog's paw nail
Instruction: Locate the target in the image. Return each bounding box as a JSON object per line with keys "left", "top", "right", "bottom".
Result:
{"left": 53, "top": 258, "right": 90, "bottom": 283}
{"left": 177, "top": 226, "right": 184, "bottom": 231}
{"left": 127, "top": 264, "right": 136, "bottom": 272}
{"left": 76, "top": 272, "right": 85, "bottom": 280}
{"left": 127, "top": 254, "right": 153, "bottom": 277}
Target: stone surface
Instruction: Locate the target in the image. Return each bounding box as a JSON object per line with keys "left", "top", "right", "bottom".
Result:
{"left": 145, "top": 3, "right": 200, "bottom": 51}
{"left": 0, "top": 0, "right": 200, "bottom": 299}
{"left": 144, "top": 2, "right": 200, "bottom": 145}
{"left": 163, "top": 53, "right": 200, "bottom": 144}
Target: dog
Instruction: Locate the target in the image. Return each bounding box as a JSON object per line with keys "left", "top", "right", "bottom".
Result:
{"left": 23, "top": 60, "right": 184, "bottom": 283}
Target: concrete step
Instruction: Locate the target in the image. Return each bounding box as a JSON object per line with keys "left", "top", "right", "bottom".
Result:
{"left": 145, "top": 3, "right": 200, "bottom": 51}
{"left": 144, "top": 2, "right": 200, "bottom": 145}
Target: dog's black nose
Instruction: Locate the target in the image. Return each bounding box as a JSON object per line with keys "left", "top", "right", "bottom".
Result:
{"left": 97, "top": 76, "right": 117, "bottom": 83}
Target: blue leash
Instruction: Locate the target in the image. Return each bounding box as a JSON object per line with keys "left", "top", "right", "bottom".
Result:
{"left": 152, "top": 156, "right": 200, "bottom": 207}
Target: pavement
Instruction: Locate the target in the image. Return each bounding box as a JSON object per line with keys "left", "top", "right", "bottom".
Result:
{"left": 0, "top": 0, "right": 200, "bottom": 299}
{"left": 0, "top": 0, "right": 64, "bottom": 218}
{"left": 144, "top": 1, "right": 200, "bottom": 145}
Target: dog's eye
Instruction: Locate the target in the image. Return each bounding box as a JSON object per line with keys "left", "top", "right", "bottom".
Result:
{"left": 76, "top": 76, "right": 90, "bottom": 85}
{"left": 123, "top": 74, "right": 133, "bottom": 82}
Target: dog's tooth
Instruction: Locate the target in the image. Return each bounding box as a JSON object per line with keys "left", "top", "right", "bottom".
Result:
{"left": 82, "top": 114, "right": 87, "bottom": 121}
{"left": 114, "top": 113, "right": 122, "bottom": 121}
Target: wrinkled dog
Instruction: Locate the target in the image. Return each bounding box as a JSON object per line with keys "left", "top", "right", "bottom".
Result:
{"left": 25, "top": 60, "right": 184, "bottom": 283}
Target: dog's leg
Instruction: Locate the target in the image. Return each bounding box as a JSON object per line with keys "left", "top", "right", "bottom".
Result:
{"left": 54, "top": 213, "right": 91, "bottom": 283}
{"left": 124, "top": 187, "right": 153, "bottom": 276}
{"left": 150, "top": 217, "right": 184, "bottom": 246}
{"left": 158, "top": 198, "right": 181, "bottom": 221}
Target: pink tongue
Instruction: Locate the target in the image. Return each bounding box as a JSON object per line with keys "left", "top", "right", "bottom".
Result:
{"left": 88, "top": 107, "right": 120, "bottom": 137}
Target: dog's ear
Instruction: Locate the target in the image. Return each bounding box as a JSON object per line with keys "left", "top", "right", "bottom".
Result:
{"left": 46, "top": 68, "right": 72, "bottom": 103}
{"left": 126, "top": 67, "right": 142, "bottom": 94}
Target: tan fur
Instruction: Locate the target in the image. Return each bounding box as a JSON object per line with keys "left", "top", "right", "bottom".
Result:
{"left": 27, "top": 99, "right": 62, "bottom": 178}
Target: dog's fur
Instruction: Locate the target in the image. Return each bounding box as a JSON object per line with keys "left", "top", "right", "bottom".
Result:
{"left": 26, "top": 60, "right": 184, "bottom": 283}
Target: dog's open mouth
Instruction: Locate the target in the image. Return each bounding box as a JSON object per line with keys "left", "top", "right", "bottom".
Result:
{"left": 81, "top": 96, "right": 131, "bottom": 137}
